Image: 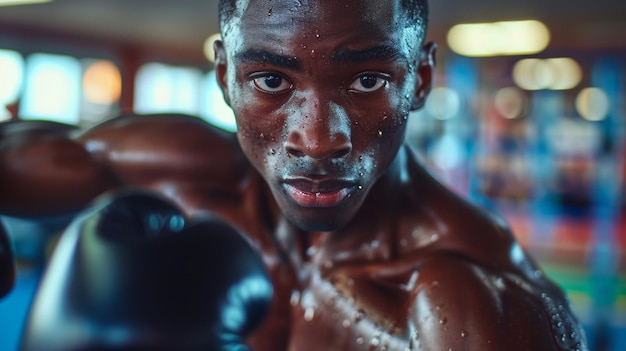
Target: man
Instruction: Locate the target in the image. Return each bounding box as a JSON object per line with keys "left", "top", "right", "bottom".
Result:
{"left": 1, "top": 0, "right": 587, "bottom": 350}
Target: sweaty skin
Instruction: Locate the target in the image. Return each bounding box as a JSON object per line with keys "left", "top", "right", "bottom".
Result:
{"left": 0, "top": 0, "right": 586, "bottom": 350}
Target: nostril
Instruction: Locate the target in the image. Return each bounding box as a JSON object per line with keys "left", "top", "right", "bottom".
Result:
{"left": 330, "top": 144, "right": 352, "bottom": 159}
{"left": 284, "top": 133, "right": 352, "bottom": 159}
{"left": 286, "top": 145, "right": 306, "bottom": 157}
{"left": 285, "top": 139, "right": 352, "bottom": 159}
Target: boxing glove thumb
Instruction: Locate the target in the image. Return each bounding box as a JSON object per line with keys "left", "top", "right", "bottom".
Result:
{"left": 20, "top": 189, "right": 272, "bottom": 350}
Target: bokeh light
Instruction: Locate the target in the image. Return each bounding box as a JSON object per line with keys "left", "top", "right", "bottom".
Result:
{"left": 576, "top": 87, "right": 611, "bottom": 121}
{"left": 549, "top": 58, "right": 583, "bottom": 90}
{"left": 0, "top": 49, "right": 24, "bottom": 106}
{"left": 448, "top": 20, "right": 550, "bottom": 57}
{"left": 0, "top": 0, "right": 53, "bottom": 7}
{"left": 82, "top": 60, "right": 122, "bottom": 105}
{"left": 203, "top": 33, "right": 222, "bottom": 63}
{"left": 425, "top": 87, "right": 461, "bottom": 120}
{"left": 0, "top": 107, "right": 10, "bottom": 122}
{"left": 134, "top": 62, "right": 203, "bottom": 115}
{"left": 19, "top": 53, "right": 81, "bottom": 124}
{"left": 430, "top": 134, "right": 465, "bottom": 171}
{"left": 493, "top": 87, "right": 527, "bottom": 119}
{"left": 199, "top": 70, "right": 236, "bottom": 132}
{"left": 513, "top": 57, "right": 583, "bottom": 91}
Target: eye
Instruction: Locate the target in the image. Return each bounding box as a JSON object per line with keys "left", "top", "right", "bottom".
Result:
{"left": 252, "top": 74, "right": 293, "bottom": 94}
{"left": 349, "top": 74, "right": 388, "bottom": 93}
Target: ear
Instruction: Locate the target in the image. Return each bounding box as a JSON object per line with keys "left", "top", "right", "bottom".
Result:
{"left": 410, "top": 42, "right": 437, "bottom": 111}
{"left": 214, "top": 40, "right": 231, "bottom": 106}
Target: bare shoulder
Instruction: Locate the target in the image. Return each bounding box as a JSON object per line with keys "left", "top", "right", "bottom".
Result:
{"left": 74, "top": 114, "right": 251, "bottom": 188}
{"left": 410, "top": 252, "right": 587, "bottom": 351}
{"left": 397, "top": 149, "right": 587, "bottom": 350}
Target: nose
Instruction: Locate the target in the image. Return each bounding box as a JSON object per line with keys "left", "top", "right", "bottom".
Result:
{"left": 284, "top": 98, "right": 352, "bottom": 160}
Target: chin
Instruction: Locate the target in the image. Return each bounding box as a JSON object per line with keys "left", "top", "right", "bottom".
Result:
{"left": 292, "top": 219, "right": 341, "bottom": 233}
{"left": 283, "top": 206, "right": 358, "bottom": 233}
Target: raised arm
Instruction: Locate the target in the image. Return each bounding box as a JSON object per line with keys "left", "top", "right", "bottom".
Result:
{"left": 1, "top": 114, "right": 250, "bottom": 219}
{"left": 0, "top": 120, "right": 117, "bottom": 218}
{"left": 72, "top": 114, "right": 250, "bottom": 216}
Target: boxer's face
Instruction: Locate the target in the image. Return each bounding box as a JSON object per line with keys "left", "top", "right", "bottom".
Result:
{"left": 216, "top": 0, "right": 433, "bottom": 231}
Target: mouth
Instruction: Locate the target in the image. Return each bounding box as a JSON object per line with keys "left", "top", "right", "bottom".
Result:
{"left": 282, "top": 178, "right": 358, "bottom": 208}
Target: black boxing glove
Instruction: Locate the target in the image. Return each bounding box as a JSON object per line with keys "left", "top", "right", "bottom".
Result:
{"left": 20, "top": 189, "right": 272, "bottom": 351}
{"left": 0, "top": 219, "right": 15, "bottom": 299}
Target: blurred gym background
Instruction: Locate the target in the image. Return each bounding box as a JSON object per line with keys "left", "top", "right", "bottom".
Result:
{"left": 0, "top": 0, "right": 624, "bottom": 350}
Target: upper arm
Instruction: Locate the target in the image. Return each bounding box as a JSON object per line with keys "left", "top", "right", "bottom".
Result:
{"left": 74, "top": 114, "right": 251, "bottom": 215}
{"left": 411, "top": 254, "right": 587, "bottom": 351}
{"left": 0, "top": 120, "right": 116, "bottom": 217}
{"left": 76, "top": 114, "right": 248, "bottom": 185}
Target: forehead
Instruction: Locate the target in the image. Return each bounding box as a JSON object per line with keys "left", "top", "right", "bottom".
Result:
{"left": 239, "top": 0, "right": 402, "bottom": 24}
{"left": 223, "top": 0, "right": 418, "bottom": 56}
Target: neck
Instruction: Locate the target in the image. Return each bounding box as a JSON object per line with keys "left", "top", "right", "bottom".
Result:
{"left": 347, "top": 145, "right": 409, "bottom": 226}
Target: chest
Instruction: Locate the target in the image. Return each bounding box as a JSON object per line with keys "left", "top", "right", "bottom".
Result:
{"left": 249, "top": 232, "right": 425, "bottom": 351}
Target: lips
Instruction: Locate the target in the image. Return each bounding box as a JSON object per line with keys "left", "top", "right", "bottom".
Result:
{"left": 282, "top": 178, "right": 357, "bottom": 208}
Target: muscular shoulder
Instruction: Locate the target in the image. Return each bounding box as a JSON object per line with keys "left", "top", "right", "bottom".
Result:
{"left": 74, "top": 114, "right": 251, "bottom": 187}
{"left": 393, "top": 150, "right": 586, "bottom": 349}
{"left": 411, "top": 252, "right": 587, "bottom": 350}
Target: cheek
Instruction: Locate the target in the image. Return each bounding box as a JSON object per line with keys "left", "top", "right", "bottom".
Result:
{"left": 233, "top": 104, "right": 287, "bottom": 169}
{"left": 351, "top": 90, "right": 410, "bottom": 177}
{"left": 352, "top": 88, "right": 411, "bottom": 146}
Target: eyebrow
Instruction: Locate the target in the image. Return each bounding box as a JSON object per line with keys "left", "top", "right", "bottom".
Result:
{"left": 234, "top": 49, "right": 300, "bottom": 69}
{"left": 330, "top": 45, "right": 406, "bottom": 64}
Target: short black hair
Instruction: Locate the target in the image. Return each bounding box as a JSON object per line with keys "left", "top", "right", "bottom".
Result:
{"left": 218, "top": 0, "right": 429, "bottom": 41}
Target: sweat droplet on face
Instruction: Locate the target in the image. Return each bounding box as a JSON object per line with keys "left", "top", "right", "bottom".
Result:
{"left": 304, "top": 306, "right": 315, "bottom": 321}
{"left": 353, "top": 310, "right": 364, "bottom": 322}
{"left": 290, "top": 290, "right": 301, "bottom": 306}
{"left": 369, "top": 337, "right": 381, "bottom": 348}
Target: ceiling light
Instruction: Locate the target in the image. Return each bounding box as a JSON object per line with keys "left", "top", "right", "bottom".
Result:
{"left": 447, "top": 20, "right": 550, "bottom": 57}
{"left": 0, "top": 0, "right": 53, "bottom": 7}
